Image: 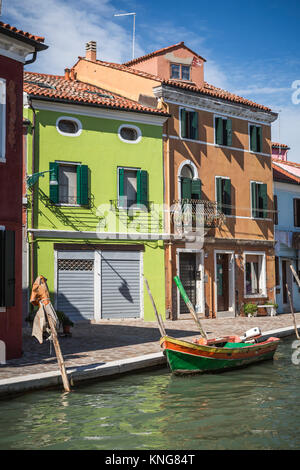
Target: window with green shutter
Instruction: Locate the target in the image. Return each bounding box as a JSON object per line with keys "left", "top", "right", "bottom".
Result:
{"left": 118, "top": 168, "right": 149, "bottom": 210}
{"left": 49, "top": 162, "right": 89, "bottom": 205}
{"left": 215, "top": 117, "right": 232, "bottom": 146}
{"left": 251, "top": 182, "right": 268, "bottom": 218}
{"left": 180, "top": 109, "right": 198, "bottom": 140}
{"left": 216, "top": 177, "right": 231, "bottom": 215}
{"left": 250, "top": 125, "right": 263, "bottom": 153}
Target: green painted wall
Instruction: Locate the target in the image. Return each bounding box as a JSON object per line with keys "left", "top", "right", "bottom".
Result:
{"left": 25, "top": 104, "right": 166, "bottom": 321}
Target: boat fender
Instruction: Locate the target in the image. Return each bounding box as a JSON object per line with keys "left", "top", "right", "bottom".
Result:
{"left": 240, "top": 327, "right": 262, "bottom": 342}
{"left": 193, "top": 338, "right": 208, "bottom": 345}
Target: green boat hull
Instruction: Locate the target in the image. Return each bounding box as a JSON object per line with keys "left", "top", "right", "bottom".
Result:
{"left": 165, "top": 348, "right": 276, "bottom": 374}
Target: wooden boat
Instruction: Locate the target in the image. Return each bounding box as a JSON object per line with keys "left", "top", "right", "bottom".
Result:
{"left": 160, "top": 335, "right": 280, "bottom": 375}
{"left": 144, "top": 275, "right": 280, "bottom": 375}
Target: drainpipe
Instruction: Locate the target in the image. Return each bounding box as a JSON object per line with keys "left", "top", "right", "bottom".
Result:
{"left": 28, "top": 98, "right": 36, "bottom": 291}
{"left": 24, "top": 50, "right": 38, "bottom": 66}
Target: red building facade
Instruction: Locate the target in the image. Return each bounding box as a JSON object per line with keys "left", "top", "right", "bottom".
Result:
{"left": 0, "top": 21, "right": 47, "bottom": 359}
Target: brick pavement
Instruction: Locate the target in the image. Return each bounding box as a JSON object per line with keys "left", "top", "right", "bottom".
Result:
{"left": 1, "top": 313, "right": 300, "bottom": 380}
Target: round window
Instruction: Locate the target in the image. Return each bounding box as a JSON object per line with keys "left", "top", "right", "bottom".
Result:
{"left": 58, "top": 119, "right": 79, "bottom": 134}
{"left": 120, "top": 126, "right": 138, "bottom": 141}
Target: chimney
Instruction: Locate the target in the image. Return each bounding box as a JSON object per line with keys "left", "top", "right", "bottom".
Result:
{"left": 64, "top": 68, "right": 70, "bottom": 80}
{"left": 86, "top": 41, "right": 97, "bottom": 61}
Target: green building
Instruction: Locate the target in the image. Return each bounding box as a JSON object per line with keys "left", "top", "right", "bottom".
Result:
{"left": 23, "top": 71, "right": 169, "bottom": 323}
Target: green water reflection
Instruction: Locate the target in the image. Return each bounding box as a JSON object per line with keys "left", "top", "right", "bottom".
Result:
{"left": 0, "top": 339, "right": 300, "bottom": 450}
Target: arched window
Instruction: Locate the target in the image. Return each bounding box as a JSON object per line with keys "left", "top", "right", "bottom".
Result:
{"left": 180, "top": 163, "right": 202, "bottom": 200}
{"left": 181, "top": 165, "right": 193, "bottom": 179}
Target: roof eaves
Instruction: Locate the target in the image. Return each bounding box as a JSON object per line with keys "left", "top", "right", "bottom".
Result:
{"left": 123, "top": 42, "right": 206, "bottom": 66}
{"left": 272, "top": 162, "right": 300, "bottom": 184}
{"left": 27, "top": 93, "right": 170, "bottom": 117}
{"left": 0, "top": 23, "right": 48, "bottom": 51}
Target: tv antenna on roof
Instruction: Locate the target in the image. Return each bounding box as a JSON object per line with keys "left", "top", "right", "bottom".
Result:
{"left": 114, "top": 12, "right": 136, "bottom": 60}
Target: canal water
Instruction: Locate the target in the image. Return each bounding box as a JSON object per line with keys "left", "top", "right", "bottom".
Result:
{"left": 0, "top": 338, "right": 300, "bottom": 450}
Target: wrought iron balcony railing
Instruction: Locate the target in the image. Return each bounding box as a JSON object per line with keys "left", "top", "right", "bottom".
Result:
{"left": 171, "top": 199, "right": 226, "bottom": 230}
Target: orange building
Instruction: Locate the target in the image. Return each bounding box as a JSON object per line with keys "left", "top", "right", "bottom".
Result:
{"left": 70, "top": 41, "right": 278, "bottom": 320}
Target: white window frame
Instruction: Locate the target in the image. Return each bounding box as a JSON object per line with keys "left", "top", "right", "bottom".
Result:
{"left": 213, "top": 114, "right": 231, "bottom": 147}
{"left": 55, "top": 161, "right": 81, "bottom": 207}
{"left": 250, "top": 180, "right": 268, "bottom": 220}
{"left": 56, "top": 116, "right": 82, "bottom": 137}
{"left": 118, "top": 124, "right": 142, "bottom": 144}
{"left": 117, "top": 165, "right": 141, "bottom": 210}
{"left": 0, "top": 78, "right": 6, "bottom": 162}
{"left": 248, "top": 122, "right": 262, "bottom": 154}
{"left": 179, "top": 106, "right": 198, "bottom": 140}
{"left": 170, "top": 63, "right": 191, "bottom": 81}
{"left": 243, "top": 251, "right": 267, "bottom": 298}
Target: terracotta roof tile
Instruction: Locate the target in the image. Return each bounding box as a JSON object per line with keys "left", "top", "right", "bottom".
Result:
{"left": 123, "top": 42, "right": 206, "bottom": 66}
{"left": 272, "top": 142, "right": 290, "bottom": 149}
{"left": 164, "top": 79, "right": 273, "bottom": 112}
{"left": 23, "top": 71, "right": 169, "bottom": 116}
{"left": 80, "top": 57, "right": 273, "bottom": 113}
{"left": 272, "top": 162, "right": 300, "bottom": 184}
{"left": 0, "top": 21, "right": 45, "bottom": 44}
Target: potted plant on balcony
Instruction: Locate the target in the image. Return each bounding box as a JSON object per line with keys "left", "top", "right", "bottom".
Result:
{"left": 56, "top": 311, "right": 74, "bottom": 335}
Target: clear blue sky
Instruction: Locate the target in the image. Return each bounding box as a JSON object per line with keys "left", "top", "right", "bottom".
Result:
{"left": 3, "top": 0, "right": 300, "bottom": 160}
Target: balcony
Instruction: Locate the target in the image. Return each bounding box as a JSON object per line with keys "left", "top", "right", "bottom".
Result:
{"left": 171, "top": 199, "right": 226, "bottom": 232}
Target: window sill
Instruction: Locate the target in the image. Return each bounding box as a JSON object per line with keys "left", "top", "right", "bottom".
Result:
{"left": 55, "top": 203, "right": 82, "bottom": 207}
{"left": 244, "top": 294, "right": 267, "bottom": 299}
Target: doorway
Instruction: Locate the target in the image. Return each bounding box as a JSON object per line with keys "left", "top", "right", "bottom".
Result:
{"left": 214, "top": 251, "right": 235, "bottom": 317}
{"left": 178, "top": 250, "right": 204, "bottom": 317}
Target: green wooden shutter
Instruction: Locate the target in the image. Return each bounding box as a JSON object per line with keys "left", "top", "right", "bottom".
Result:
{"left": 191, "top": 112, "right": 198, "bottom": 140}
{"left": 251, "top": 182, "right": 258, "bottom": 218}
{"left": 259, "top": 183, "right": 268, "bottom": 218}
{"left": 223, "top": 178, "right": 231, "bottom": 215}
{"left": 257, "top": 126, "right": 262, "bottom": 153}
{"left": 49, "top": 162, "right": 59, "bottom": 203}
{"left": 180, "top": 109, "right": 187, "bottom": 138}
{"left": 77, "top": 165, "right": 89, "bottom": 205}
{"left": 250, "top": 125, "right": 257, "bottom": 152}
{"left": 137, "top": 170, "right": 148, "bottom": 208}
{"left": 226, "top": 119, "right": 232, "bottom": 147}
{"left": 118, "top": 168, "right": 125, "bottom": 207}
{"left": 191, "top": 179, "right": 202, "bottom": 200}
{"left": 181, "top": 177, "right": 192, "bottom": 200}
{"left": 4, "top": 230, "right": 15, "bottom": 307}
{"left": 215, "top": 117, "right": 223, "bottom": 145}
{"left": 216, "top": 177, "right": 223, "bottom": 211}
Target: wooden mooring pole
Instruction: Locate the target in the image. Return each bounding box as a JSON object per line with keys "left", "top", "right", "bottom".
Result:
{"left": 287, "top": 264, "right": 300, "bottom": 340}
{"left": 42, "top": 302, "right": 71, "bottom": 392}
{"left": 144, "top": 278, "right": 166, "bottom": 337}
